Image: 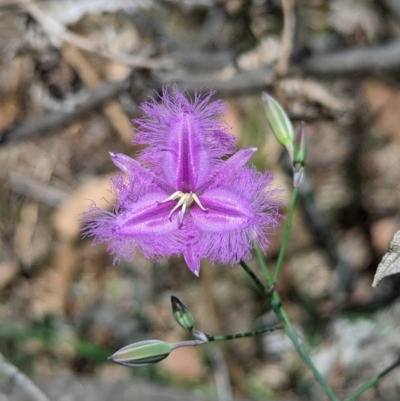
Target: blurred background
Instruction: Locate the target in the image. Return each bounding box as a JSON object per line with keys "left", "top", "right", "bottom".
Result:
{"left": 1, "top": 0, "right": 400, "bottom": 400}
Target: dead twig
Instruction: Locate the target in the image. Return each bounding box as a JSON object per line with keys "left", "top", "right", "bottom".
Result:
{"left": 0, "top": 352, "right": 51, "bottom": 401}
{"left": 16, "top": 0, "right": 173, "bottom": 70}
{"left": 276, "top": 0, "right": 295, "bottom": 76}
{"left": 0, "top": 78, "right": 130, "bottom": 146}
{"left": 278, "top": 78, "right": 351, "bottom": 113}
{"left": 302, "top": 40, "right": 400, "bottom": 76}
{"left": 62, "top": 44, "right": 133, "bottom": 143}
{"left": 0, "top": 67, "right": 274, "bottom": 146}
{"left": 160, "top": 66, "right": 274, "bottom": 95}
{"left": 0, "top": 170, "right": 69, "bottom": 206}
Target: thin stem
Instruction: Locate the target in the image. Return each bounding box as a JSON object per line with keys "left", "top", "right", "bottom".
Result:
{"left": 343, "top": 357, "right": 400, "bottom": 401}
{"left": 171, "top": 339, "right": 207, "bottom": 350}
{"left": 272, "top": 295, "right": 339, "bottom": 401}
{"left": 240, "top": 260, "right": 269, "bottom": 291}
{"left": 253, "top": 245, "right": 273, "bottom": 283}
{"left": 240, "top": 260, "right": 340, "bottom": 401}
{"left": 208, "top": 324, "right": 282, "bottom": 342}
{"left": 172, "top": 325, "right": 281, "bottom": 348}
{"left": 272, "top": 186, "right": 299, "bottom": 283}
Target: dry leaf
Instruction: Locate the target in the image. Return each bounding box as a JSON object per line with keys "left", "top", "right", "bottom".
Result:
{"left": 0, "top": 260, "right": 19, "bottom": 290}
{"left": 372, "top": 230, "right": 400, "bottom": 287}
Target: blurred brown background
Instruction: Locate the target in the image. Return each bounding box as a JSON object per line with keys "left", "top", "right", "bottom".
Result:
{"left": 1, "top": 0, "right": 400, "bottom": 400}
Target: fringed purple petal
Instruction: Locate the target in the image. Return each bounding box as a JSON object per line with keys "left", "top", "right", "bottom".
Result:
{"left": 108, "top": 153, "right": 172, "bottom": 211}
{"left": 134, "top": 87, "right": 235, "bottom": 191}
{"left": 183, "top": 245, "right": 201, "bottom": 277}
{"left": 82, "top": 192, "right": 184, "bottom": 263}
{"left": 110, "top": 152, "right": 173, "bottom": 193}
{"left": 116, "top": 192, "right": 180, "bottom": 235}
{"left": 187, "top": 166, "right": 283, "bottom": 267}
{"left": 197, "top": 147, "right": 257, "bottom": 193}
{"left": 192, "top": 189, "right": 253, "bottom": 231}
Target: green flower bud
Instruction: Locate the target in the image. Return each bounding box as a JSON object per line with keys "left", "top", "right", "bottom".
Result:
{"left": 293, "top": 122, "right": 306, "bottom": 165}
{"left": 262, "top": 92, "right": 294, "bottom": 158}
{"left": 171, "top": 296, "right": 194, "bottom": 331}
{"left": 108, "top": 340, "right": 172, "bottom": 367}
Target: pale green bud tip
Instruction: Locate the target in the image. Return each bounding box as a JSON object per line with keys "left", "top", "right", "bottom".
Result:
{"left": 261, "top": 92, "right": 294, "bottom": 149}
{"left": 171, "top": 296, "right": 195, "bottom": 331}
{"left": 108, "top": 340, "right": 172, "bottom": 367}
{"left": 293, "top": 122, "right": 306, "bottom": 164}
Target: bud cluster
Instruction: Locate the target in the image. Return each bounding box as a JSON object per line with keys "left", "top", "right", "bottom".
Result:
{"left": 109, "top": 296, "right": 208, "bottom": 368}
{"left": 108, "top": 295, "right": 280, "bottom": 368}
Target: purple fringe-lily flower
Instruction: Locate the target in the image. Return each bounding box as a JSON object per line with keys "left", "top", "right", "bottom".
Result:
{"left": 83, "top": 88, "right": 282, "bottom": 275}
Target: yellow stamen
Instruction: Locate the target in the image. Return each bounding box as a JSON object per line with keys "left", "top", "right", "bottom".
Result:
{"left": 159, "top": 191, "right": 185, "bottom": 203}
{"left": 159, "top": 191, "right": 208, "bottom": 224}
{"left": 191, "top": 193, "right": 207, "bottom": 211}
{"left": 168, "top": 193, "right": 191, "bottom": 220}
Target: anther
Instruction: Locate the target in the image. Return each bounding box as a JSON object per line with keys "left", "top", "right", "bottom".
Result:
{"left": 159, "top": 191, "right": 208, "bottom": 224}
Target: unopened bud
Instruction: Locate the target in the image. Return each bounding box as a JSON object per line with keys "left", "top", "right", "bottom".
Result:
{"left": 171, "top": 296, "right": 194, "bottom": 331}
{"left": 262, "top": 92, "right": 294, "bottom": 159}
{"left": 293, "top": 122, "right": 306, "bottom": 165}
{"left": 109, "top": 340, "right": 172, "bottom": 367}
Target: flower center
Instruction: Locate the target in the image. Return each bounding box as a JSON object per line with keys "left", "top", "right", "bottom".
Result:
{"left": 159, "top": 191, "right": 208, "bottom": 225}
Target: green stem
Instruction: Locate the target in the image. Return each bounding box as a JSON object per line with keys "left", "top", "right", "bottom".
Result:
{"left": 253, "top": 245, "right": 273, "bottom": 284}
{"left": 272, "top": 295, "right": 339, "bottom": 401}
{"left": 343, "top": 357, "right": 400, "bottom": 401}
{"left": 208, "top": 324, "right": 282, "bottom": 342}
{"left": 240, "top": 260, "right": 270, "bottom": 290}
{"left": 240, "top": 260, "right": 340, "bottom": 401}
{"left": 272, "top": 186, "right": 299, "bottom": 283}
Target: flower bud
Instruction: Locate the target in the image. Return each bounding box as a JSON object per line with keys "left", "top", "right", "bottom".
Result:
{"left": 293, "top": 122, "right": 306, "bottom": 165}
{"left": 171, "top": 296, "right": 194, "bottom": 331}
{"left": 108, "top": 340, "right": 172, "bottom": 367}
{"left": 262, "top": 92, "right": 294, "bottom": 158}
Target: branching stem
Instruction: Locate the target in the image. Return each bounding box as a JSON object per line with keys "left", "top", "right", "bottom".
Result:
{"left": 208, "top": 324, "right": 282, "bottom": 342}
{"left": 240, "top": 259, "right": 340, "bottom": 401}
